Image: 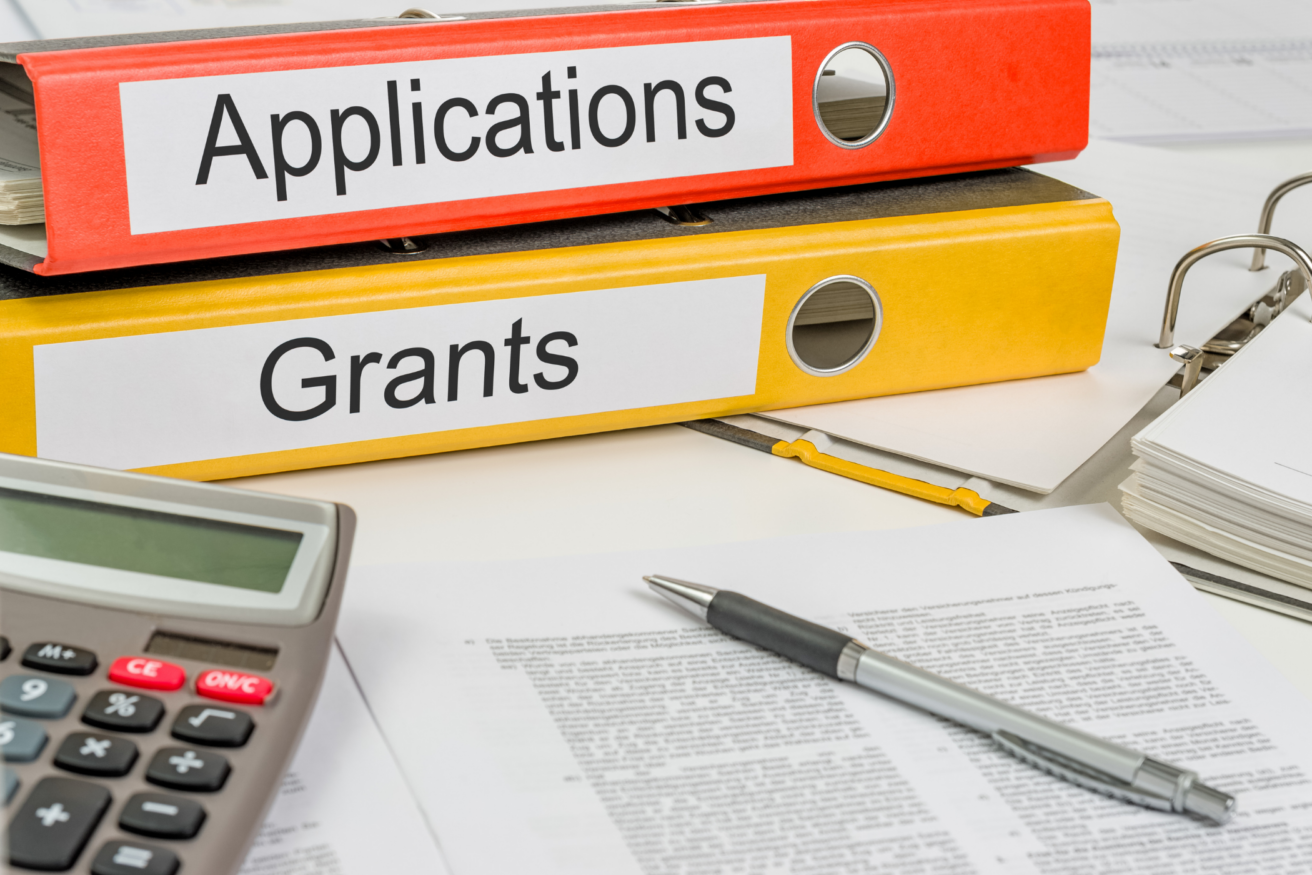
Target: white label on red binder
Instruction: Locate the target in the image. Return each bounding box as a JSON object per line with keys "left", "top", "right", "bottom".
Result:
{"left": 33, "top": 275, "right": 766, "bottom": 471}
{"left": 119, "top": 37, "right": 794, "bottom": 235}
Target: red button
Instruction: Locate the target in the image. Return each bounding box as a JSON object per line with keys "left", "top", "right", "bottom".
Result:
{"left": 108, "top": 656, "right": 186, "bottom": 691}
{"left": 196, "top": 669, "right": 275, "bottom": 706}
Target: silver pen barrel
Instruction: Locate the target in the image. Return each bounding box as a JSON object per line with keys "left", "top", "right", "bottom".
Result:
{"left": 849, "top": 645, "right": 1234, "bottom": 824}
{"left": 847, "top": 646, "right": 1142, "bottom": 781}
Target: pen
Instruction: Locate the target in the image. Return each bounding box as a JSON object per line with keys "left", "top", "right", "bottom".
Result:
{"left": 644, "top": 575, "right": 1235, "bottom": 825}
{"left": 679, "top": 419, "right": 1018, "bottom": 516}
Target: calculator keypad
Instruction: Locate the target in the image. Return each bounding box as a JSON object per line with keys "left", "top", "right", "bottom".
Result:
{"left": 83, "top": 690, "right": 166, "bottom": 733}
{"left": 145, "top": 747, "right": 231, "bottom": 792}
{"left": 22, "top": 642, "right": 99, "bottom": 676}
{"left": 4, "top": 629, "right": 289, "bottom": 874}
{"left": 0, "top": 674, "right": 77, "bottom": 719}
{"left": 119, "top": 792, "right": 207, "bottom": 839}
{"left": 55, "top": 732, "right": 140, "bottom": 778}
{"left": 172, "top": 705, "right": 254, "bottom": 747}
{"left": 8, "top": 776, "right": 111, "bottom": 871}
{"left": 0, "top": 716, "right": 49, "bottom": 763}
{"left": 90, "top": 839, "right": 180, "bottom": 875}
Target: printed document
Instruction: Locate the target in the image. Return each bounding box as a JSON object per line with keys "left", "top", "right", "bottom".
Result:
{"left": 239, "top": 646, "right": 449, "bottom": 875}
{"left": 1089, "top": 0, "right": 1312, "bottom": 141}
{"left": 337, "top": 506, "right": 1312, "bottom": 874}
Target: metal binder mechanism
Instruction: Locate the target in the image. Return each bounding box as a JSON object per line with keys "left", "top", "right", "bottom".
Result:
{"left": 1157, "top": 234, "right": 1312, "bottom": 395}
{"left": 396, "top": 8, "right": 464, "bottom": 20}
{"left": 378, "top": 236, "right": 429, "bottom": 254}
{"left": 656, "top": 205, "right": 713, "bottom": 227}
{"left": 1249, "top": 171, "right": 1312, "bottom": 272}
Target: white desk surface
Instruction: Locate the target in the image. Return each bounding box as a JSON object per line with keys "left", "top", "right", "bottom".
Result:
{"left": 231, "top": 137, "right": 1312, "bottom": 708}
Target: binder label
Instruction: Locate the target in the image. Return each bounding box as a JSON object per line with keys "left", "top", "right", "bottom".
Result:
{"left": 119, "top": 37, "right": 794, "bottom": 235}
{"left": 33, "top": 276, "right": 766, "bottom": 470}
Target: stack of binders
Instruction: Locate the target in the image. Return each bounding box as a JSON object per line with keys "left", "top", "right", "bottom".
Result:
{"left": 0, "top": 0, "right": 1118, "bottom": 481}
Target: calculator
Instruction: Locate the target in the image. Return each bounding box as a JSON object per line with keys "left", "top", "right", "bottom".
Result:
{"left": 0, "top": 453, "right": 355, "bottom": 875}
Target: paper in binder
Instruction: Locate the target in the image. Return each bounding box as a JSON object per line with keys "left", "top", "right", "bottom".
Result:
{"left": 0, "top": 0, "right": 1090, "bottom": 275}
{"left": 0, "top": 168, "right": 1117, "bottom": 481}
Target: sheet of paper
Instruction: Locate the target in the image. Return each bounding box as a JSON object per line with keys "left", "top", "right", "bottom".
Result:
{"left": 1088, "top": 0, "right": 1312, "bottom": 141}
{"left": 764, "top": 140, "right": 1299, "bottom": 493}
{"left": 12, "top": 0, "right": 582, "bottom": 39}
{"left": 337, "top": 505, "right": 1312, "bottom": 875}
{"left": 239, "top": 645, "right": 450, "bottom": 875}
{"left": 0, "top": 1, "right": 33, "bottom": 42}
{"left": 1091, "top": 0, "right": 1312, "bottom": 44}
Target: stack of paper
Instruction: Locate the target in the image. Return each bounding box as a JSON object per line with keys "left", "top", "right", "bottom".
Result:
{"left": 0, "top": 63, "right": 40, "bottom": 225}
{"left": 1122, "top": 296, "right": 1312, "bottom": 587}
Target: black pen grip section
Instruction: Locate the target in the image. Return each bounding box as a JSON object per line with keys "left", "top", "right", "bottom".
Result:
{"left": 707, "top": 592, "right": 852, "bottom": 678}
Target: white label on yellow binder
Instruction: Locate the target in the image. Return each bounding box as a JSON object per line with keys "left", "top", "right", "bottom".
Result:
{"left": 119, "top": 37, "right": 794, "bottom": 235}
{"left": 33, "top": 276, "right": 766, "bottom": 470}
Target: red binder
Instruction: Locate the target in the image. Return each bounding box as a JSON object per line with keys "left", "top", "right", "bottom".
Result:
{"left": 6, "top": 0, "right": 1089, "bottom": 275}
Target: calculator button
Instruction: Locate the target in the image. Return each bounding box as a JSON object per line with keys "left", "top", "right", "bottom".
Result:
{"left": 82, "top": 691, "right": 165, "bottom": 733}
{"left": 0, "top": 716, "right": 48, "bottom": 763}
{"left": 145, "top": 747, "right": 230, "bottom": 792}
{"left": 108, "top": 657, "right": 186, "bottom": 692}
{"left": 90, "top": 840, "right": 179, "bottom": 875}
{"left": 172, "top": 705, "right": 254, "bottom": 747}
{"left": 3, "top": 767, "right": 18, "bottom": 804}
{"left": 0, "top": 674, "right": 77, "bottom": 719}
{"left": 22, "top": 642, "right": 99, "bottom": 676}
{"left": 54, "top": 732, "right": 139, "bottom": 777}
{"left": 7, "top": 776, "right": 111, "bottom": 871}
{"left": 195, "top": 668, "right": 274, "bottom": 705}
{"left": 1, "top": 636, "right": 10, "bottom": 660}
{"left": 119, "top": 792, "right": 206, "bottom": 839}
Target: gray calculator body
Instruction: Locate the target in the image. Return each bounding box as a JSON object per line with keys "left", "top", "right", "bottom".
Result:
{"left": 0, "top": 453, "right": 355, "bottom": 875}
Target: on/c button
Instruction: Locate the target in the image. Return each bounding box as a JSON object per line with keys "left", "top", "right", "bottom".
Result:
{"left": 196, "top": 669, "right": 273, "bottom": 706}
{"left": 108, "top": 657, "right": 186, "bottom": 692}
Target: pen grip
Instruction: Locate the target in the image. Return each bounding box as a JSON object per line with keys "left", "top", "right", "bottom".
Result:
{"left": 708, "top": 592, "right": 853, "bottom": 678}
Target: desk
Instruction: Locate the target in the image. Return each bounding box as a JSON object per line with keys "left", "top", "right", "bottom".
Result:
{"left": 231, "top": 139, "right": 1312, "bottom": 707}
{"left": 231, "top": 422, "right": 1312, "bottom": 703}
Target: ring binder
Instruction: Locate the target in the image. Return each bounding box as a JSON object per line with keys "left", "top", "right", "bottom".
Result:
{"left": 1, "top": 167, "right": 1117, "bottom": 481}
{"left": 1249, "top": 172, "right": 1312, "bottom": 272}
{"left": 1157, "top": 233, "right": 1312, "bottom": 350}
{"left": 0, "top": 0, "right": 1092, "bottom": 275}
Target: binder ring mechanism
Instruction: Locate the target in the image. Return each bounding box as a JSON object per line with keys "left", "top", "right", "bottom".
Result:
{"left": 396, "top": 8, "right": 464, "bottom": 20}
{"left": 1249, "top": 171, "right": 1312, "bottom": 271}
{"left": 1158, "top": 234, "right": 1312, "bottom": 395}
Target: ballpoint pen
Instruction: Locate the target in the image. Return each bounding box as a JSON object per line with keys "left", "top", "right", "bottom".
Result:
{"left": 644, "top": 575, "right": 1235, "bottom": 825}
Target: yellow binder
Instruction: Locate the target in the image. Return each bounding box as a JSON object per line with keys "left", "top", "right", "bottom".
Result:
{"left": 0, "top": 168, "right": 1118, "bottom": 481}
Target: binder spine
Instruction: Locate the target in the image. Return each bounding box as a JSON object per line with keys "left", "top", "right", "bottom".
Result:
{"left": 1, "top": 196, "right": 1118, "bottom": 480}
{"left": 22, "top": 0, "right": 1089, "bottom": 275}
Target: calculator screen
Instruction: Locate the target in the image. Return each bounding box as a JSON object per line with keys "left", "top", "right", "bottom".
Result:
{"left": 0, "top": 486, "right": 302, "bottom": 593}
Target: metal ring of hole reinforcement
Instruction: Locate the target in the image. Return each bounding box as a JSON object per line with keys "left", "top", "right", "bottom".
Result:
{"left": 812, "top": 42, "right": 896, "bottom": 150}
{"left": 1250, "top": 172, "right": 1312, "bottom": 272}
{"left": 1158, "top": 234, "right": 1312, "bottom": 349}
{"left": 785, "top": 275, "right": 883, "bottom": 376}
{"left": 398, "top": 8, "right": 438, "bottom": 17}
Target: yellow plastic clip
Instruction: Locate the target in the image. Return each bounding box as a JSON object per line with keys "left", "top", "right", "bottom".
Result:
{"left": 771, "top": 438, "right": 993, "bottom": 516}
